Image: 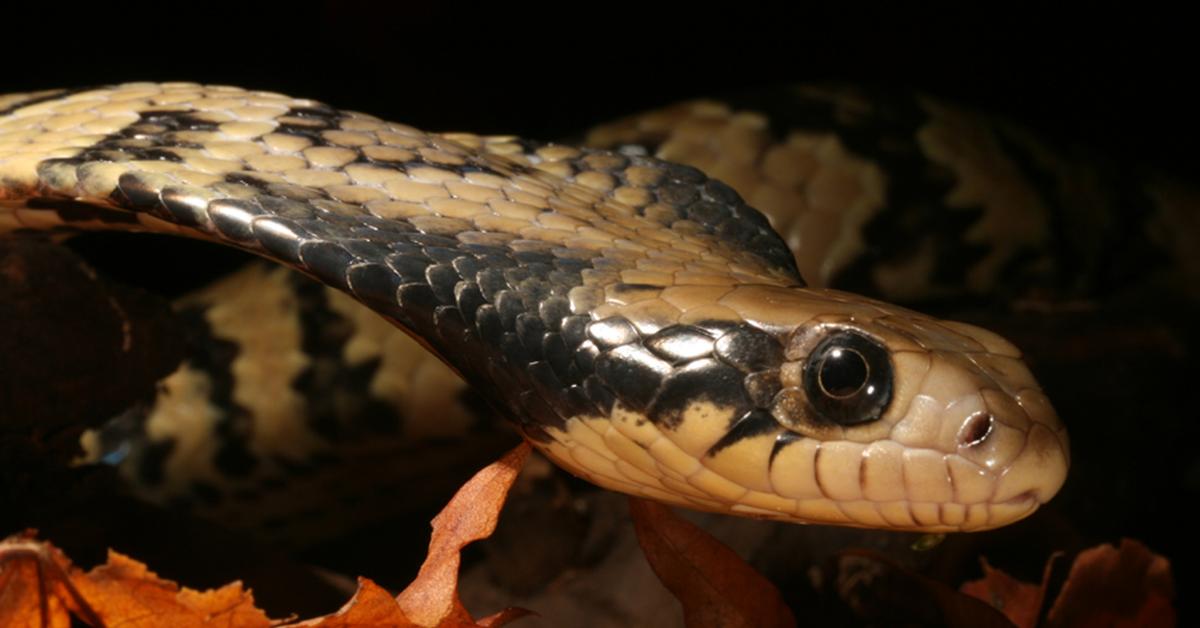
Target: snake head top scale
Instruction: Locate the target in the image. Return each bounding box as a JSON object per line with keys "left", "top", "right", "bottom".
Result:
{"left": 0, "top": 83, "right": 1068, "bottom": 532}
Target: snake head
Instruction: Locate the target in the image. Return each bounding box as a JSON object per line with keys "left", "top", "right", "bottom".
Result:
{"left": 764, "top": 288, "right": 1070, "bottom": 530}
{"left": 534, "top": 284, "right": 1068, "bottom": 532}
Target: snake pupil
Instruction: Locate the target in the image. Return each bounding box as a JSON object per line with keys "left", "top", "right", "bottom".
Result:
{"left": 818, "top": 348, "right": 869, "bottom": 398}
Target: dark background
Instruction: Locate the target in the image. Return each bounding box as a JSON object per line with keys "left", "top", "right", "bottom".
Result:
{"left": 2, "top": 2, "right": 1195, "bottom": 623}
{"left": 3, "top": 4, "right": 1196, "bottom": 178}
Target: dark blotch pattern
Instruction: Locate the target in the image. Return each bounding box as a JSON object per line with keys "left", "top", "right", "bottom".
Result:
{"left": 171, "top": 305, "right": 258, "bottom": 479}
{"left": 594, "top": 343, "right": 673, "bottom": 411}
{"left": 646, "top": 358, "right": 748, "bottom": 428}
{"left": 288, "top": 271, "right": 401, "bottom": 440}
{"left": 20, "top": 89, "right": 804, "bottom": 449}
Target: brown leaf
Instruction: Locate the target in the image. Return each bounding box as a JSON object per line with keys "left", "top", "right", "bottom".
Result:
{"left": 628, "top": 497, "right": 796, "bottom": 628}
{"left": 394, "top": 441, "right": 533, "bottom": 627}
{"left": 962, "top": 539, "right": 1177, "bottom": 628}
{"left": 2, "top": 444, "right": 536, "bottom": 628}
{"left": 291, "top": 578, "right": 416, "bottom": 627}
{"left": 74, "top": 550, "right": 270, "bottom": 627}
{"left": 0, "top": 535, "right": 79, "bottom": 628}
{"left": 961, "top": 554, "right": 1059, "bottom": 628}
{"left": 0, "top": 531, "right": 270, "bottom": 627}
{"left": 1046, "top": 538, "right": 1175, "bottom": 628}
{"left": 1, "top": 240, "right": 185, "bottom": 436}
{"left": 291, "top": 442, "right": 534, "bottom": 627}
{"left": 833, "top": 549, "right": 1014, "bottom": 628}
{"left": 291, "top": 577, "right": 534, "bottom": 628}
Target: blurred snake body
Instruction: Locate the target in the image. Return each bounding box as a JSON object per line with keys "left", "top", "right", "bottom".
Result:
{"left": 0, "top": 83, "right": 1069, "bottom": 532}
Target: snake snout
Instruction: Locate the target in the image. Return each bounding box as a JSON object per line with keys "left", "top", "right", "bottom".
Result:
{"left": 990, "top": 394, "right": 1070, "bottom": 506}
{"left": 948, "top": 380, "right": 1069, "bottom": 527}
{"left": 894, "top": 322, "right": 1071, "bottom": 529}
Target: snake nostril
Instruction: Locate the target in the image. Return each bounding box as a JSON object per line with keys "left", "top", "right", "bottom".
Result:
{"left": 959, "top": 411, "right": 994, "bottom": 447}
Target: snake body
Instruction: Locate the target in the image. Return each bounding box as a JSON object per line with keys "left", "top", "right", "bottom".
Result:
{"left": 0, "top": 83, "right": 1069, "bottom": 532}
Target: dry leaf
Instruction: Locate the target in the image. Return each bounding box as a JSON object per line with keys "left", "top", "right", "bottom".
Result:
{"left": 73, "top": 551, "right": 269, "bottom": 627}
{"left": 278, "top": 442, "right": 535, "bottom": 628}
{"left": 1, "top": 443, "right": 534, "bottom": 627}
{"left": 834, "top": 549, "right": 1013, "bottom": 628}
{"left": 0, "top": 535, "right": 85, "bottom": 628}
{"left": 628, "top": 497, "right": 796, "bottom": 628}
{"left": 1045, "top": 539, "right": 1174, "bottom": 628}
{"left": 393, "top": 441, "right": 531, "bottom": 627}
{"left": 298, "top": 578, "right": 529, "bottom": 627}
{"left": 292, "top": 578, "right": 414, "bottom": 627}
{"left": 962, "top": 538, "right": 1176, "bottom": 628}
{"left": 960, "top": 554, "right": 1059, "bottom": 628}
{"left": 0, "top": 530, "right": 270, "bottom": 627}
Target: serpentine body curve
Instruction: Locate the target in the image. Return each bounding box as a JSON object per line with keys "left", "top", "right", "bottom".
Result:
{"left": 0, "top": 83, "right": 1069, "bottom": 532}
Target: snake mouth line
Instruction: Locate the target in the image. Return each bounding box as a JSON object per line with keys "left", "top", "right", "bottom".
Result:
{"left": 1002, "top": 490, "right": 1041, "bottom": 507}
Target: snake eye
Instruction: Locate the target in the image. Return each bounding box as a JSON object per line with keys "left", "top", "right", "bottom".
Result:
{"left": 803, "top": 330, "right": 892, "bottom": 425}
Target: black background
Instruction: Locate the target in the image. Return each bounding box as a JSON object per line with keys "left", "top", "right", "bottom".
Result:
{"left": 4, "top": 4, "right": 1196, "bottom": 178}
{"left": 2, "top": 2, "right": 1195, "bottom": 622}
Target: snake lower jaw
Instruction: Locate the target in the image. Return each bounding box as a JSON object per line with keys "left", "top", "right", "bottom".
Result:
{"left": 968, "top": 496, "right": 1041, "bottom": 532}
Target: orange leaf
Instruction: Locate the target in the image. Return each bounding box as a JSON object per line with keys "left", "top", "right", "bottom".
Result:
{"left": 628, "top": 497, "right": 796, "bottom": 628}
{"left": 2, "top": 444, "right": 536, "bottom": 628}
{"left": 0, "top": 535, "right": 80, "bottom": 628}
{"left": 0, "top": 531, "right": 270, "bottom": 627}
{"left": 290, "top": 577, "right": 534, "bottom": 628}
{"left": 291, "top": 578, "right": 416, "bottom": 627}
{"left": 395, "top": 441, "right": 532, "bottom": 627}
{"left": 1046, "top": 539, "right": 1175, "bottom": 628}
{"left": 74, "top": 550, "right": 270, "bottom": 627}
{"left": 961, "top": 553, "right": 1060, "bottom": 628}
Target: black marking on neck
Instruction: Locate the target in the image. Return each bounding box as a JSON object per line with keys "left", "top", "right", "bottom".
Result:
{"left": 706, "top": 409, "right": 780, "bottom": 456}
{"left": 644, "top": 357, "right": 749, "bottom": 429}
{"left": 768, "top": 431, "right": 804, "bottom": 468}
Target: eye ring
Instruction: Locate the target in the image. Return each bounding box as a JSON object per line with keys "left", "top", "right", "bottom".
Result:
{"left": 802, "top": 330, "right": 893, "bottom": 425}
{"left": 817, "top": 346, "right": 870, "bottom": 399}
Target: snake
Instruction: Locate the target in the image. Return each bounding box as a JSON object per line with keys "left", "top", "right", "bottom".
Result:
{"left": 0, "top": 82, "right": 1070, "bottom": 533}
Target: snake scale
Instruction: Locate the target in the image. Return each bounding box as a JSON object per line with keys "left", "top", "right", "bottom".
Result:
{"left": 0, "top": 83, "right": 1069, "bottom": 533}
